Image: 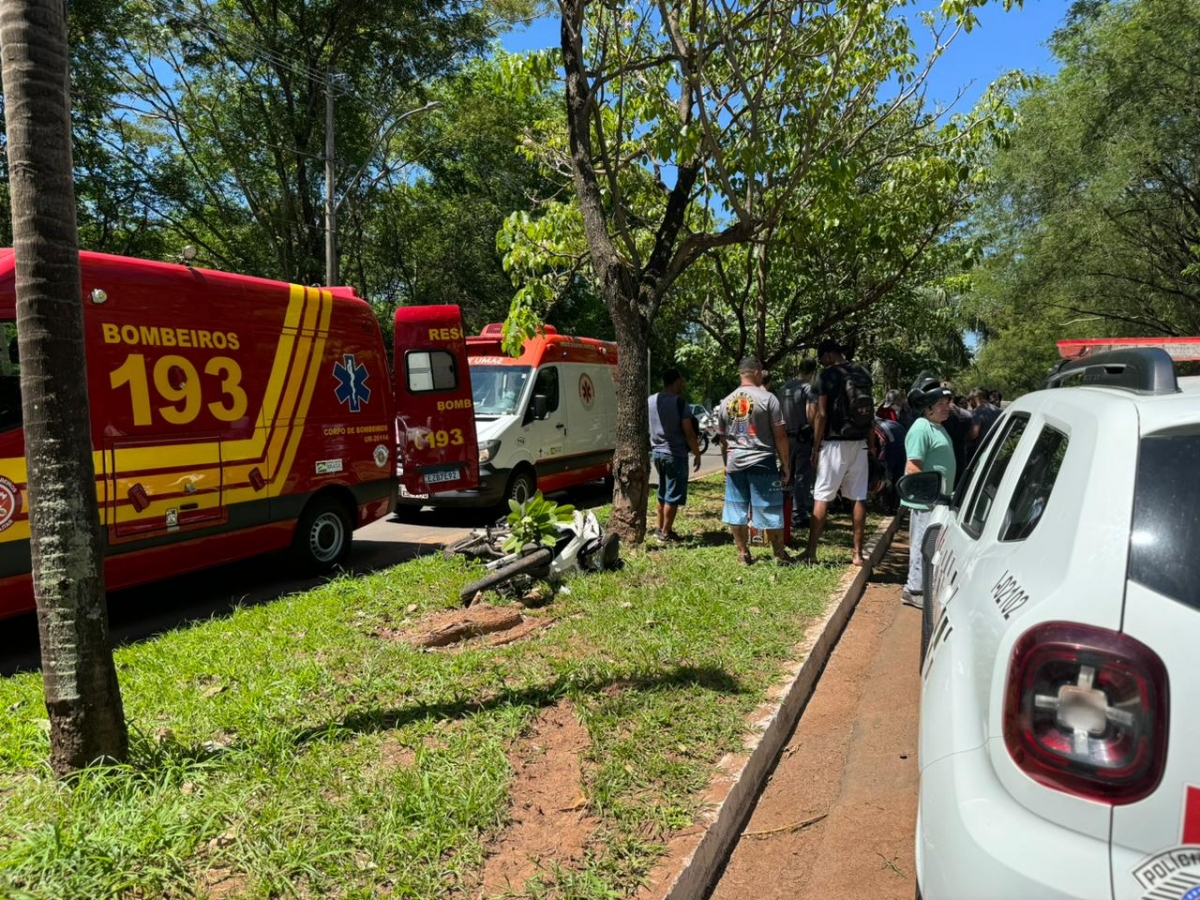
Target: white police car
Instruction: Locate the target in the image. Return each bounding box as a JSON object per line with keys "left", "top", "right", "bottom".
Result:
{"left": 900, "top": 345, "right": 1200, "bottom": 900}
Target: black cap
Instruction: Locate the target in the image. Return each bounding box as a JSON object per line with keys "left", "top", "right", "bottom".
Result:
{"left": 908, "top": 383, "right": 952, "bottom": 414}
{"left": 817, "top": 338, "right": 843, "bottom": 356}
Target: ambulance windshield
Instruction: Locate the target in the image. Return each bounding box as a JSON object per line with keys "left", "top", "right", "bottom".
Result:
{"left": 0, "top": 321, "right": 19, "bottom": 432}
{"left": 471, "top": 365, "right": 530, "bottom": 418}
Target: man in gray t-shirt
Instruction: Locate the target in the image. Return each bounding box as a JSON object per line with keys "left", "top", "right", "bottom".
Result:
{"left": 717, "top": 357, "right": 793, "bottom": 565}
{"left": 719, "top": 383, "right": 783, "bottom": 471}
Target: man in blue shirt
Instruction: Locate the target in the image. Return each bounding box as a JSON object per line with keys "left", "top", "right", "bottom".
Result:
{"left": 649, "top": 369, "right": 702, "bottom": 541}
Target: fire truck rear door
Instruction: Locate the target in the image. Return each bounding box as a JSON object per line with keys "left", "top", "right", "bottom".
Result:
{"left": 393, "top": 306, "right": 479, "bottom": 496}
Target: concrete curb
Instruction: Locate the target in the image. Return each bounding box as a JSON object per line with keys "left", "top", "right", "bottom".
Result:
{"left": 646, "top": 512, "right": 904, "bottom": 900}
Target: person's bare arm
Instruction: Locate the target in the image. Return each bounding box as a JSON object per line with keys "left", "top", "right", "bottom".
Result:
{"left": 810, "top": 395, "right": 828, "bottom": 466}
{"left": 906, "top": 458, "right": 924, "bottom": 475}
{"left": 682, "top": 417, "right": 702, "bottom": 471}
{"left": 772, "top": 420, "right": 791, "bottom": 483}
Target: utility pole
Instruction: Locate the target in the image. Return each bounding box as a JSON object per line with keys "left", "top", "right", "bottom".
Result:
{"left": 323, "top": 68, "right": 440, "bottom": 287}
{"left": 325, "top": 68, "right": 337, "bottom": 286}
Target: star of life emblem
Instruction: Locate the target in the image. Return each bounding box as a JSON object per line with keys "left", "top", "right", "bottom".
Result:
{"left": 333, "top": 354, "right": 371, "bottom": 413}
{"left": 579, "top": 373, "right": 595, "bottom": 410}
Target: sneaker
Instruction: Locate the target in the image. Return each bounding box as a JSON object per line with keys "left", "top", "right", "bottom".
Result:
{"left": 663, "top": 530, "right": 686, "bottom": 543}
{"left": 901, "top": 589, "right": 924, "bottom": 610}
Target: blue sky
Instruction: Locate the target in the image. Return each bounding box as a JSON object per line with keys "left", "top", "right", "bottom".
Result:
{"left": 501, "top": 0, "right": 1073, "bottom": 113}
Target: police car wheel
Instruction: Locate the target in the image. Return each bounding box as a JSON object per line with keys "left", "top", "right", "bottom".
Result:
{"left": 295, "top": 498, "right": 353, "bottom": 573}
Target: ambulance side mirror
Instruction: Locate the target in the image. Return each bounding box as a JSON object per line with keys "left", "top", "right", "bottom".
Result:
{"left": 522, "top": 394, "right": 549, "bottom": 425}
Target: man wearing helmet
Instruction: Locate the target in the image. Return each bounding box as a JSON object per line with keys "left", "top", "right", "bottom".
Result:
{"left": 901, "top": 375, "right": 957, "bottom": 609}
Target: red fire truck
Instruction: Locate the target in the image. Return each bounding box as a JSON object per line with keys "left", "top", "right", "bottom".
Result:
{"left": 0, "top": 251, "right": 478, "bottom": 620}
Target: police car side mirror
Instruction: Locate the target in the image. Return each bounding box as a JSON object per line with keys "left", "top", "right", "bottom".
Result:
{"left": 897, "top": 471, "right": 949, "bottom": 507}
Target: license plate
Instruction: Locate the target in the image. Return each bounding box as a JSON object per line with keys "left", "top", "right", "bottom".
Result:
{"left": 399, "top": 485, "right": 429, "bottom": 499}
{"left": 424, "top": 468, "right": 460, "bottom": 485}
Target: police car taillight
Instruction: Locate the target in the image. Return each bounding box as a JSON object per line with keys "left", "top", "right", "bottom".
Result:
{"left": 1003, "top": 622, "right": 1168, "bottom": 804}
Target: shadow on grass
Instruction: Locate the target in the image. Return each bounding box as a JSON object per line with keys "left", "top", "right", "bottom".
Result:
{"left": 290, "top": 664, "right": 745, "bottom": 750}
{"left": 0, "top": 542, "right": 441, "bottom": 677}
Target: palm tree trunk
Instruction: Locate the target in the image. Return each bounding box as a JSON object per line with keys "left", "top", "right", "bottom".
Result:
{"left": 1, "top": 0, "right": 128, "bottom": 774}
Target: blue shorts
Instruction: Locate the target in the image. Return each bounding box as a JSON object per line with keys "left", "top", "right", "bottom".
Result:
{"left": 654, "top": 454, "right": 690, "bottom": 506}
{"left": 722, "top": 464, "right": 784, "bottom": 530}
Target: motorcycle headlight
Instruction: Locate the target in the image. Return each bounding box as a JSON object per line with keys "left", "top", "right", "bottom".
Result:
{"left": 478, "top": 440, "right": 501, "bottom": 464}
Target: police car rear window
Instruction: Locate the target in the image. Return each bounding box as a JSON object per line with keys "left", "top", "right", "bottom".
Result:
{"left": 1001, "top": 426, "right": 1068, "bottom": 542}
{"left": 1130, "top": 432, "right": 1200, "bottom": 611}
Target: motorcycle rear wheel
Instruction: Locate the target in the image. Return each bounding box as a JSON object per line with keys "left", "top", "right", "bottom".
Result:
{"left": 459, "top": 547, "right": 554, "bottom": 604}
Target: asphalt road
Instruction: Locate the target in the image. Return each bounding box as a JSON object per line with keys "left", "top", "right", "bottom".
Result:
{"left": 0, "top": 451, "right": 727, "bottom": 676}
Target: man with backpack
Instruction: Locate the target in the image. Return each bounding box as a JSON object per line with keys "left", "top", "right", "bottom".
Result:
{"left": 804, "top": 339, "right": 876, "bottom": 567}
{"left": 779, "top": 358, "right": 817, "bottom": 531}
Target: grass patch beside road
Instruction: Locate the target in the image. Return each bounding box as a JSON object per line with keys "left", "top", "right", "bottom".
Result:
{"left": 0, "top": 478, "right": 872, "bottom": 900}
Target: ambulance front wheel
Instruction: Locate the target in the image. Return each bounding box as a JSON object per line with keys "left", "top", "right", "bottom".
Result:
{"left": 503, "top": 468, "right": 536, "bottom": 509}
{"left": 294, "top": 496, "right": 354, "bottom": 574}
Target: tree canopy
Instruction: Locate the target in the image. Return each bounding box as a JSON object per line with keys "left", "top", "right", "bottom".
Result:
{"left": 498, "top": 0, "right": 1017, "bottom": 538}
{"left": 963, "top": 0, "right": 1200, "bottom": 395}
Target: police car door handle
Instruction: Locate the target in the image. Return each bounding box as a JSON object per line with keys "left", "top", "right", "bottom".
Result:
{"left": 555, "top": 422, "right": 566, "bottom": 429}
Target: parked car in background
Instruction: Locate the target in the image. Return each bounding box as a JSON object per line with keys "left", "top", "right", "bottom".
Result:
{"left": 904, "top": 342, "right": 1200, "bottom": 900}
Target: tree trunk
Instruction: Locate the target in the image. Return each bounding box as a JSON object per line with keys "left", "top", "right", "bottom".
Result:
{"left": 1, "top": 0, "right": 128, "bottom": 774}
{"left": 607, "top": 293, "right": 650, "bottom": 544}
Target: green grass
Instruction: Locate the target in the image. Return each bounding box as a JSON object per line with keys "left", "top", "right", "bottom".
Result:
{"left": 0, "top": 478, "right": 876, "bottom": 900}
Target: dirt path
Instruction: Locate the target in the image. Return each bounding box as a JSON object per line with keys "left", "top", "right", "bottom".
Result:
{"left": 709, "top": 542, "right": 921, "bottom": 900}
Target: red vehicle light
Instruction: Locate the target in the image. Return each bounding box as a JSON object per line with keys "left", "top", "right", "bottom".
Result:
{"left": 1003, "top": 622, "right": 1168, "bottom": 804}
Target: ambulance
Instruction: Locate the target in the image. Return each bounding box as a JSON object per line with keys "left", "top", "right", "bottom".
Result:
{"left": 397, "top": 324, "right": 618, "bottom": 511}
{"left": 0, "top": 251, "right": 478, "bottom": 620}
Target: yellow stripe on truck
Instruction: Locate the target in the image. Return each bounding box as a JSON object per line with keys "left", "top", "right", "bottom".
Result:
{"left": 271, "top": 287, "right": 332, "bottom": 497}
{"left": 3, "top": 521, "right": 28, "bottom": 542}
{"left": 109, "top": 442, "right": 222, "bottom": 525}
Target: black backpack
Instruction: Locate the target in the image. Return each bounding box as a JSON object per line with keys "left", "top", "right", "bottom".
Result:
{"left": 834, "top": 364, "right": 875, "bottom": 439}
{"left": 782, "top": 379, "right": 812, "bottom": 440}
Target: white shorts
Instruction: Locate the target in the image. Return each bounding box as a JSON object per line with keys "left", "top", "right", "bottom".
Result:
{"left": 813, "top": 440, "right": 869, "bottom": 502}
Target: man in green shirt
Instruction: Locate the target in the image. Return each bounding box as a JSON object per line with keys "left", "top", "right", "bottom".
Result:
{"left": 902, "top": 377, "right": 956, "bottom": 609}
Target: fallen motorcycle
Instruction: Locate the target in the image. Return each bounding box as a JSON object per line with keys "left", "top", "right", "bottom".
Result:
{"left": 449, "top": 510, "right": 620, "bottom": 604}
